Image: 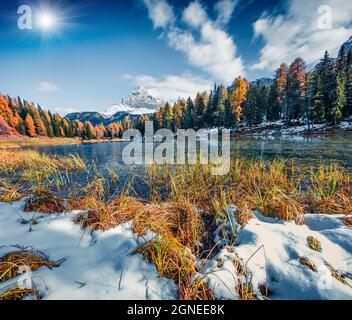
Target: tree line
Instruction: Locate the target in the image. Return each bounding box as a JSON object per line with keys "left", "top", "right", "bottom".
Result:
{"left": 1, "top": 47, "right": 351, "bottom": 139}
{"left": 153, "top": 48, "right": 352, "bottom": 131}
{"left": 0, "top": 95, "right": 150, "bottom": 140}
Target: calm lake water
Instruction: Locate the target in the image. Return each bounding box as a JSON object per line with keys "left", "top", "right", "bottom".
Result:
{"left": 27, "top": 132, "right": 352, "bottom": 169}
{"left": 25, "top": 132, "right": 352, "bottom": 197}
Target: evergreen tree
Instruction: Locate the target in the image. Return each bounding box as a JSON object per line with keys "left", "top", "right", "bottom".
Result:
{"left": 163, "top": 102, "right": 173, "bottom": 129}
{"left": 243, "top": 85, "right": 256, "bottom": 126}
{"left": 172, "top": 100, "right": 184, "bottom": 130}
{"left": 183, "top": 97, "right": 195, "bottom": 129}
{"left": 194, "top": 92, "right": 208, "bottom": 129}
{"left": 267, "top": 81, "right": 281, "bottom": 122}
{"left": 318, "top": 51, "right": 336, "bottom": 123}
{"left": 332, "top": 72, "right": 346, "bottom": 125}
{"left": 212, "top": 85, "right": 227, "bottom": 127}
{"left": 345, "top": 51, "right": 352, "bottom": 116}
{"left": 311, "top": 76, "right": 326, "bottom": 124}
{"left": 203, "top": 85, "right": 217, "bottom": 127}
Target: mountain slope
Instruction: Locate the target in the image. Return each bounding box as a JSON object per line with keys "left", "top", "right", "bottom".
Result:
{"left": 103, "top": 87, "right": 161, "bottom": 117}
{"left": 65, "top": 87, "right": 160, "bottom": 125}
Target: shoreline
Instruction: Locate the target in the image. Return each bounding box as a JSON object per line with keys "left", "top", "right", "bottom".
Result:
{"left": 0, "top": 136, "right": 126, "bottom": 149}
{"left": 1, "top": 121, "right": 352, "bottom": 150}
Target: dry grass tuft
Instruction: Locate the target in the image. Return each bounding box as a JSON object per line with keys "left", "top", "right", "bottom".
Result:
{"left": 236, "top": 281, "right": 257, "bottom": 300}
{"left": 178, "top": 276, "right": 215, "bottom": 300}
{"left": 0, "top": 150, "right": 85, "bottom": 175}
{"left": 148, "top": 159, "right": 306, "bottom": 223}
{"left": 258, "top": 284, "right": 272, "bottom": 297}
{"left": 305, "top": 164, "right": 352, "bottom": 215}
{"left": 0, "top": 180, "right": 25, "bottom": 202}
{"left": 0, "top": 287, "right": 34, "bottom": 300}
{"left": 307, "top": 236, "right": 322, "bottom": 252}
{"left": 341, "top": 216, "right": 352, "bottom": 228}
{"left": 24, "top": 191, "right": 66, "bottom": 214}
{"left": 70, "top": 177, "right": 206, "bottom": 300}
{"left": 299, "top": 256, "right": 317, "bottom": 272}
{"left": 234, "top": 207, "right": 253, "bottom": 227}
{"left": 0, "top": 249, "right": 57, "bottom": 283}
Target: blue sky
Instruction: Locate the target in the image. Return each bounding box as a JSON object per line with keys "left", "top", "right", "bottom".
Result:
{"left": 0, "top": 0, "right": 351, "bottom": 114}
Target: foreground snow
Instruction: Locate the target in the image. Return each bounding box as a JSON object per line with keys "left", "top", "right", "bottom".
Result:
{"left": 0, "top": 201, "right": 351, "bottom": 300}
{"left": 203, "top": 210, "right": 352, "bottom": 300}
{"left": 0, "top": 201, "right": 177, "bottom": 300}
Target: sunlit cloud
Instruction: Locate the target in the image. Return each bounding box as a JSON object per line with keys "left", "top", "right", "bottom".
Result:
{"left": 253, "top": 0, "right": 352, "bottom": 71}
{"left": 37, "top": 82, "right": 60, "bottom": 92}
{"left": 122, "top": 73, "right": 212, "bottom": 101}
{"left": 142, "top": 0, "right": 244, "bottom": 85}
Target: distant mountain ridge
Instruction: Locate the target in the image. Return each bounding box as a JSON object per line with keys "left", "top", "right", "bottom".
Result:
{"left": 65, "top": 87, "right": 161, "bottom": 126}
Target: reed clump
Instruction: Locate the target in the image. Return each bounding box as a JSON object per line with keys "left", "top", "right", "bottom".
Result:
{"left": 307, "top": 236, "right": 322, "bottom": 252}
{"left": 24, "top": 190, "right": 66, "bottom": 214}
{"left": 0, "top": 150, "right": 85, "bottom": 174}
{"left": 341, "top": 216, "right": 352, "bottom": 228}
{"left": 148, "top": 159, "right": 305, "bottom": 223}
{"left": 0, "top": 249, "right": 57, "bottom": 283}
{"left": 70, "top": 175, "right": 211, "bottom": 299}
{"left": 299, "top": 256, "right": 317, "bottom": 272}
{"left": 0, "top": 179, "right": 24, "bottom": 202}
{"left": 0, "top": 150, "right": 86, "bottom": 200}
{"left": 0, "top": 287, "right": 33, "bottom": 300}
{"left": 305, "top": 164, "right": 352, "bottom": 215}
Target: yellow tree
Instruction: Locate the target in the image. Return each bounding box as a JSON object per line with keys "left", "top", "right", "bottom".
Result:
{"left": 25, "top": 114, "right": 36, "bottom": 137}
{"left": 231, "top": 77, "right": 249, "bottom": 124}
{"left": 33, "top": 111, "right": 47, "bottom": 136}
{"left": 95, "top": 124, "right": 106, "bottom": 139}
{"left": 0, "top": 95, "right": 18, "bottom": 128}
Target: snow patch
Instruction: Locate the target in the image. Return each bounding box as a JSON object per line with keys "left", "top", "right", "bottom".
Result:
{"left": 0, "top": 201, "right": 177, "bottom": 300}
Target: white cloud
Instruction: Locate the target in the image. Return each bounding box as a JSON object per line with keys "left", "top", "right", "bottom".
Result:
{"left": 214, "top": 0, "right": 238, "bottom": 25}
{"left": 37, "top": 82, "right": 59, "bottom": 92}
{"left": 168, "top": 21, "right": 244, "bottom": 84}
{"left": 182, "top": 1, "right": 207, "bottom": 28}
{"left": 143, "top": 0, "right": 175, "bottom": 29}
{"left": 142, "top": 0, "right": 244, "bottom": 85}
{"left": 54, "top": 107, "right": 77, "bottom": 116}
{"left": 253, "top": 0, "right": 352, "bottom": 71}
{"left": 123, "top": 73, "right": 212, "bottom": 101}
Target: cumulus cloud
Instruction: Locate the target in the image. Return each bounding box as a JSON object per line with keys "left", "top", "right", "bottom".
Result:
{"left": 37, "top": 82, "right": 59, "bottom": 92}
{"left": 54, "top": 107, "right": 77, "bottom": 116}
{"left": 123, "top": 73, "right": 212, "bottom": 101}
{"left": 253, "top": 0, "right": 352, "bottom": 71}
{"left": 143, "top": 0, "right": 175, "bottom": 29}
{"left": 182, "top": 1, "right": 207, "bottom": 28}
{"left": 214, "top": 0, "right": 238, "bottom": 25}
{"left": 142, "top": 0, "right": 244, "bottom": 85}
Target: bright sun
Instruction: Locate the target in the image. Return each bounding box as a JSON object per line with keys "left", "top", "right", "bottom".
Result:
{"left": 38, "top": 11, "right": 57, "bottom": 31}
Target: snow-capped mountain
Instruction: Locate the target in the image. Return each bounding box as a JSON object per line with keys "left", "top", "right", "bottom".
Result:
{"left": 65, "top": 87, "right": 162, "bottom": 125}
{"left": 340, "top": 35, "right": 352, "bottom": 54}
{"left": 103, "top": 87, "right": 161, "bottom": 117}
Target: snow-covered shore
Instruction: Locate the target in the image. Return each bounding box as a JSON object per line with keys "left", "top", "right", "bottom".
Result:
{"left": 240, "top": 117, "right": 352, "bottom": 137}
{"left": 203, "top": 210, "right": 352, "bottom": 300}
{"left": 0, "top": 200, "right": 351, "bottom": 300}
{"left": 0, "top": 200, "right": 177, "bottom": 300}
